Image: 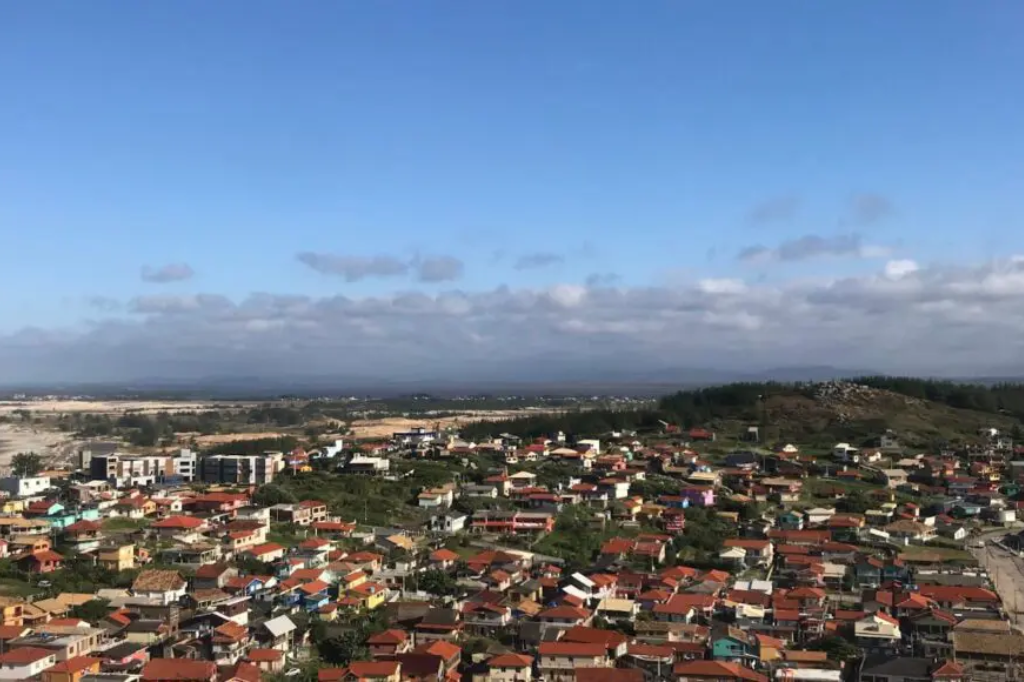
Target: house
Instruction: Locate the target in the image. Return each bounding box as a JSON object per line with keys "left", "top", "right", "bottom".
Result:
{"left": 673, "top": 661, "right": 767, "bottom": 682}
{"left": 858, "top": 656, "right": 967, "bottom": 682}
{"left": 855, "top": 612, "right": 902, "bottom": 652}
{"left": 538, "top": 642, "right": 609, "bottom": 682}
{"left": 256, "top": 615, "right": 297, "bottom": 651}
{"left": 368, "top": 629, "right": 412, "bottom": 658}
{"left": 98, "top": 544, "right": 136, "bottom": 572}
{"left": 471, "top": 511, "right": 554, "bottom": 535}
{"left": 418, "top": 487, "right": 455, "bottom": 509}
{"left": 140, "top": 658, "right": 218, "bottom": 681}
{"left": 710, "top": 625, "right": 756, "bottom": 664}
{"left": 804, "top": 507, "right": 836, "bottom": 526}
{"left": 152, "top": 515, "right": 206, "bottom": 538}
{"left": 0, "top": 475, "right": 51, "bottom": 498}
{"left": 16, "top": 549, "right": 64, "bottom": 574}
{"left": 0, "top": 647, "right": 58, "bottom": 680}
{"left": 245, "top": 648, "right": 285, "bottom": 674}
{"left": 212, "top": 620, "right": 250, "bottom": 664}
{"left": 429, "top": 513, "right": 468, "bottom": 534}
{"left": 131, "top": 570, "right": 187, "bottom": 605}
{"left": 40, "top": 655, "right": 102, "bottom": 682}
{"left": 721, "top": 539, "right": 773, "bottom": 567}
{"left": 487, "top": 653, "right": 534, "bottom": 682}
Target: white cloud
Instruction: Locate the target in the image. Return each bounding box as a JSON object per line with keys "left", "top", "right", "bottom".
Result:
{"left": 7, "top": 256, "right": 1024, "bottom": 383}
{"left": 884, "top": 259, "right": 920, "bottom": 279}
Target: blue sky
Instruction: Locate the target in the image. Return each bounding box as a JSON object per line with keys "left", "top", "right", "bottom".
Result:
{"left": 2, "top": 2, "right": 1024, "bottom": 382}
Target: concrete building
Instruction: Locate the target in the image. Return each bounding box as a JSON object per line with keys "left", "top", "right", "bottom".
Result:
{"left": 199, "top": 454, "right": 280, "bottom": 486}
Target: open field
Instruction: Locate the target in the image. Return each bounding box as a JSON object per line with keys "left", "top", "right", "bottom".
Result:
{"left": 188, "top": 431, "right": 290, "bottom": 446}
{"left": 347, "top": 410, "right": 558, "bottom": 439}
{"left": 0, "top": 423, "right": 82, "bottom": 470}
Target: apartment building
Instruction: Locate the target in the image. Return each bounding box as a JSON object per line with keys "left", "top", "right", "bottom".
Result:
{"left": 87, "top": 449, "right": 196, "bottom": 487}
{"left": 199, "top": 453, "right": 280, "bottom": 486}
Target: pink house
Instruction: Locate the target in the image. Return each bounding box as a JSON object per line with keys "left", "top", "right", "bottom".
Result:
{"left": 680, "top": 487, "right": 716, "bottom": 507}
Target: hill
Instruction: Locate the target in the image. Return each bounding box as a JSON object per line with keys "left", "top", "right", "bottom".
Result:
{"left": 462, "top": 378, "right": 1024, "bottom": 449}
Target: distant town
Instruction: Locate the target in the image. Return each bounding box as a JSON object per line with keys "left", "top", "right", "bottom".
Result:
{"left": 0, "top": 380, "right": 1023, "bottom": 682}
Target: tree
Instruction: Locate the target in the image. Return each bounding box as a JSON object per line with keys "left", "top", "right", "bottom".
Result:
{"left": 414, "top": 569, "right": 460, "bottom": 597}
{"left": 11, "top": 452, "right": 43, "bottom": 477}
{"left": 808, "top": 636, "right": 860, "bottom": 662}
{"left": 317, "top": 630, "right": 369, "bottom": 666}
{"left": 252, "top": 483, "right": 298, "bottom": 507}
{"left": 70, "top": 598, "right": 113, "bottom": 622}
{"left": 838, "top": 490, "right": 872, "bottom": 515}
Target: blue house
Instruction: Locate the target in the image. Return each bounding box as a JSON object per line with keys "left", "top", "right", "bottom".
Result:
{"left": 299, "top": 581, "right": 330, "bottom": 612}
{"left": 710, "top": 625, "right": 756, "bottom": 663}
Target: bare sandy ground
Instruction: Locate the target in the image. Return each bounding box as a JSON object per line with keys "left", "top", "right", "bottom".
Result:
{"left": 0, "top": 424, "right": 81, "bottom": 470}
{"left": 348, "top": 410, "right": 546, "bottom": 439}
{"left": 190, "top": 432, "right": 289, "bottom": 446}
{"left": 0, "top": 400, "right": 235, "bottom": 416}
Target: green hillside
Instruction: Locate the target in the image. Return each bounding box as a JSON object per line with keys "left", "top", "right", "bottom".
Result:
{"left": 461, "top": 378, "right": 1024, "bottom": 450}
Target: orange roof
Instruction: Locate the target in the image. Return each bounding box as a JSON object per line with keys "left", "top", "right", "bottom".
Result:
{"left": 488, "top": 653, "right": 533, "bottom": 668}
{"left": 348, "top": 661, "right": 401, "bottom": 677}
{"left": 213, "top": 621, "right": 248, "bottom": 643}
{"left": 417, "top": 640, "right": 461, "bottom": 661}
{"left": 246, "top": 649, "right": 284, "bottom": 662}
{"left": 247, "top": 542, "right": 285, "bottom": 556}
{"left": 299, "top": 580, "right": 330, "bottom": 595}
{"left": 430, "top": 548, "right": 460, "bottom": 562}
{"left": 368, "top": 629, "right": 408, "bottom": 645}
{"left": 47, "top": 656, "right": 101, "bottom": 673}
{"left": 673, "top": 661, "right": 767, "bottom": 682}
{"left": 0, "top": 646, "right": 53, "bottom": 664}
{"left": 152, "top": 515, "right": 204, "bottom": 529}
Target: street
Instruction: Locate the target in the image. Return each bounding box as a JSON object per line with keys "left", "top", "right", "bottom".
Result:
{"left": 972, "top": 532, "right": 1024, "bottom": 628}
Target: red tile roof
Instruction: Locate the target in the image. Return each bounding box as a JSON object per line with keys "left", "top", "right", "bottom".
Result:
{"left": 673, "top": 661, "right": 767, "bottom": 682}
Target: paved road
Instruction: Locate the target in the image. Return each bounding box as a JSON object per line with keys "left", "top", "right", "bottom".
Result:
{"left": 971, "top": 530, "right": 1024, "bottom": 628}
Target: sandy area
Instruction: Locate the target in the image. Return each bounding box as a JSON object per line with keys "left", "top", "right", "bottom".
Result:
{"left": 348, "top": 410, "right": 546, "bottom": 439}
{"left": 0, "top": 400, "right": 236, "bottom": 415}
{"left": 0, "top": 424, "right": 81, "bottom": 471}
{"left": 190, "top": 432, "right": 289, "bottom": 446}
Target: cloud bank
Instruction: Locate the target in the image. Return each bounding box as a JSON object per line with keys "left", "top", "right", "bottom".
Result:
{"left": 6, "top": 256, "right": 1024, "bottom": 384}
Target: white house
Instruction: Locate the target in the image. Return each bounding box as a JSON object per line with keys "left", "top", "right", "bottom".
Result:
{"left": 418, "top": 487, "right": 455, "bottom": 509}
{"left": 347, "top": 456, "right": 390, "bottom": 475}
{"left": 0, "top": 646, "right": 58, "bottom": 679}
{"left": 832, "top": 443, "right": 858, "bottom": 463}
{"left": 429, "top": 512, "right": 468, "bottom": 534}
{"left": 854, "top": 612, "right": 901, "bottom": 647}
{"left": 0, "top": 476, "right": 51, "bottom": 498}
{"left": 804, "top": 507, "right": 836, "bottom": 526}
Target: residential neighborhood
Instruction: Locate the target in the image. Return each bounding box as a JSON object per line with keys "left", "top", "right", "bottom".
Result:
{"left": 1, "top": 394, "right": 1024, "bottom": 682}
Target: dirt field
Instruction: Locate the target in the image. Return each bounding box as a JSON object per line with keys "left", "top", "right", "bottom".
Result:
{"left": 348, "top": 411, "right": 543, "bottom": 439}
{"left": 190, "top": 432, "right": 290, "bottom": 446}
{"left": 0, "top": 424, "right": 82, "bottom": 470}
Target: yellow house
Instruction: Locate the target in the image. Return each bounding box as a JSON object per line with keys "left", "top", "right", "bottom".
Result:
{"left": 346, "top": 581, "right": 387, "bottom": 611}
{"left": 0, "top": 596, "right": 25, "bottom": 626}
{"left": 341, "top": 570, "right": 368, "bottom": 592}
{"left": 98, "top": 544, "right": 136, "bottom": 572}
{"left": 0, "top": 499, "right": 26, "bottom": 514}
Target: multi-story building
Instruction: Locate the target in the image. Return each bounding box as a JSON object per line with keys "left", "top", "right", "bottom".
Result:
{"left": 199, "top": 454, "right": 280, "bottom": 486}
{"left": 85, "top": 449, "right": 196, "bottom": 487}
{"left": 269, "top": 500, "right": 328, "bottom": 526}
